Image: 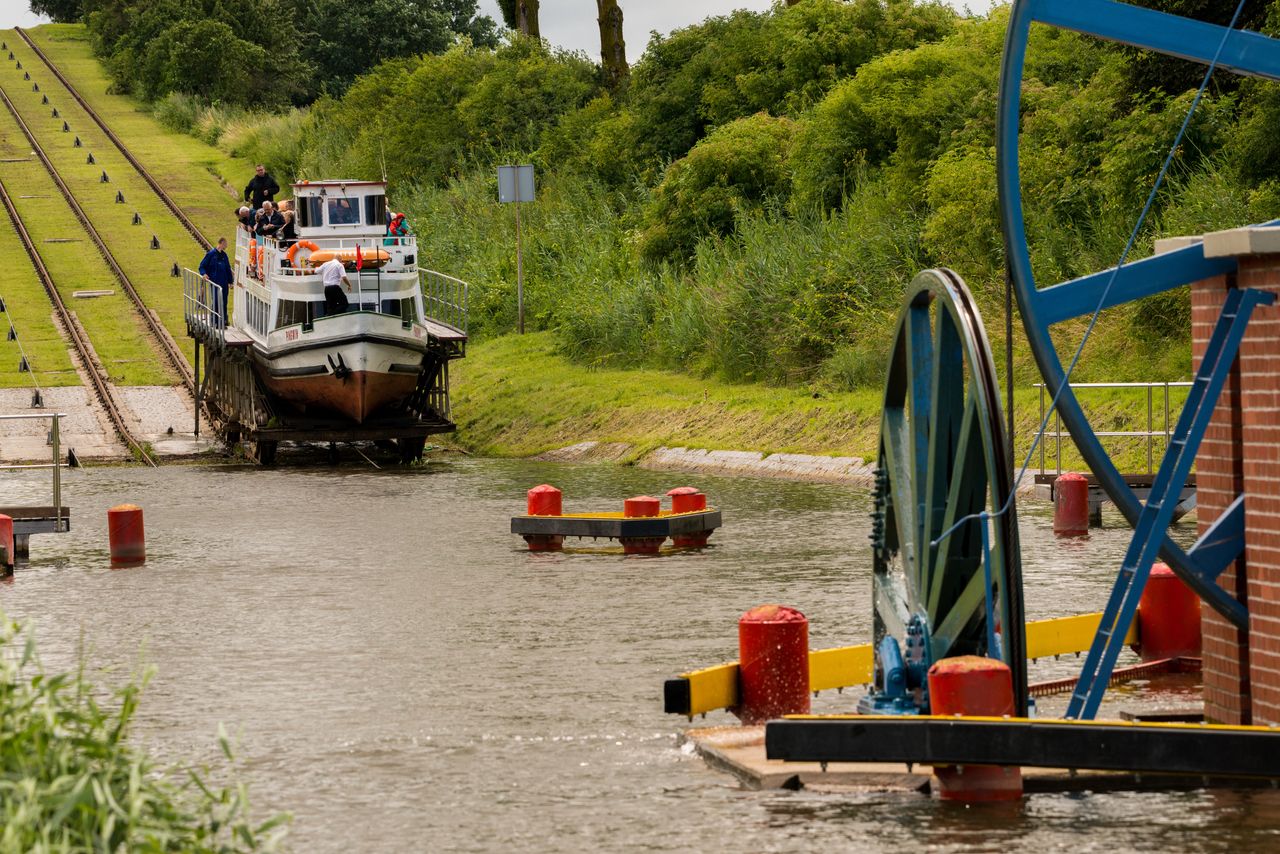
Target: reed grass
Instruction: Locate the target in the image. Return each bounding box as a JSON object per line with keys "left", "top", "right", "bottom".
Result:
{"left": 0, "top": 613, "right": 287, "bottom": 850}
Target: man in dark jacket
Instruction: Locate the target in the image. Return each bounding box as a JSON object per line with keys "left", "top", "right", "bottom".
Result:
{"left": 198, "top": 237, "right": 234, "bottom": 325}
{"left": 254, "top": 201, "right": 284, "bottom": 239}
{"left": 244, "top": 164, "right": 280, "bottom": 210}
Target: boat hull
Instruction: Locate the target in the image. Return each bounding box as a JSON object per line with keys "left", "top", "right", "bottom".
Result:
{"left": 256, "top": 367, "right": 419, "bottom": 423}
{"left": 249, "top": 312, "right": 430, "bottom": 424}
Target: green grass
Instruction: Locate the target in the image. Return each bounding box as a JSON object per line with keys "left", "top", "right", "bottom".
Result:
{"left": 454, "top": 331, "right": 1181, "bottom": 476}
{"left": 0, "top": 222, "right": 79, "bottom": 389}
{"left": 21, "top": 24, "right": 250, "bottom": 242}
{"left": 7, "top": 27, "right": 235, "bottom": 369}
{"left": 0, "top": 105, "right": 173, "bottom": 386}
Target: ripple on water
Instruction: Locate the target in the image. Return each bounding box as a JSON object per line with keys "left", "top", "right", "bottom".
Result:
{"left": 0, "top": 461, "right": 1265, "bottom": 851}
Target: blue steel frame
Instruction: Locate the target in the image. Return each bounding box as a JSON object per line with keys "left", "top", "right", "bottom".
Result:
{"left": 997, "top": 0, "right": 1280, "bottom": 636}
{"left": 1067, "top": 288, "right": 1274, "bottom": 720}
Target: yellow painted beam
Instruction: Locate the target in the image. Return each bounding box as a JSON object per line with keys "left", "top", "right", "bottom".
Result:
{"left": 1024, "top": 612, "right": 1138, "bottom": 660}
{"left": 673, "top": 612, "right": 1134, "bottom": 718}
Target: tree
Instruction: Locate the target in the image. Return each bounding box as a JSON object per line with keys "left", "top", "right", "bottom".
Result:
{"left": 497, "top": 0, "right": 539, "bottom": 37}
{"left": 596, "top": 0, "right": 627, "bottom": 90}
{"left": 29, "top": 0, "right": 83, "bottom": 21}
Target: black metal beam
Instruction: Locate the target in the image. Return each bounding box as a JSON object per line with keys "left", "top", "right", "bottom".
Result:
{"left": 511, "top": 510, "right": 722, "bottom": 539}
{"left": 765, "top": 717, "right": 1280, "bottom": 779}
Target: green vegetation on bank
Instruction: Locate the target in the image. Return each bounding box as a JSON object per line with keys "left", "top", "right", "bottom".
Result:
{"left": 101, "top": 0, "right": 1280, "bottom": 397}
{"left": 20, "top": 0, "right": 1278, "bottom": 456}
{"left": 454, "top": 332, "right": 1184, "bottom": 475}
{"left": 0, "top": 613, "right": 285, "bottom": 850}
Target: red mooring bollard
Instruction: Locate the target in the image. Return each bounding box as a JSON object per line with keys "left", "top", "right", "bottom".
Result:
{"left": 1135, "top": 562, "right": 1202, "bottom": 660}
{"left": 620, "top": 495, "right": 663, "bottom": 554}
{"left": 107, "top": 504, "right": 145, "bottom": 565}
{"left": 736, "top": 604, "right": 810, "bottom": 724}
{"left": 524, "top": 484, "right": 564, "bottom": 551}
{"left": 0, "top": 513, "right": 13, "bottom": 570}
{"left": 667, "top": 487, "right": 711, "bottom": 547}
{"left": 928, "top": 656, "right": 1023, "bottom": 802}
{"left": 1053, "top": 472, "right": 1090, "bottom": 536}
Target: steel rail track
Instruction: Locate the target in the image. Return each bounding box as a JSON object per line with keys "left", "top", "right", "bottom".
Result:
{"left": 0, "top": 84, "right": 195, "bottom": 397}
{"left": 0, "top": 171, "right": 157, "bottom": 466}
{"left": 14, "top": 27, "right": 212, "bottom": 251}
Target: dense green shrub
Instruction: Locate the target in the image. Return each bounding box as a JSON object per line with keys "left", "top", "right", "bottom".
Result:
{"left": 639, "top": 113, "right": 795, "bottom": 263}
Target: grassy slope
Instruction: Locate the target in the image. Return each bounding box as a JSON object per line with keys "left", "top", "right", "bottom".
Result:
{"left": 10, "top": 26, "right": 252, "bottom": 369}
{"left": 0, "top": 227, "right": 78, "bottom": 388}
{"left": 0, "top": 99, "right": 171, "bottom": 386}
{"left": 22, "top": 24, "right": 249, "bottom": 239}
{"left": 453, "top": 333, "right": 1169, "bottom": 474}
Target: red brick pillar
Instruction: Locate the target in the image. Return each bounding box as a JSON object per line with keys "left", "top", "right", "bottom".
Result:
{"left": 1189, "top": 260, "right": 1251, "bottom": 725}
{"left": 1234, "top": 252, "right": 1280, "bottom": 725}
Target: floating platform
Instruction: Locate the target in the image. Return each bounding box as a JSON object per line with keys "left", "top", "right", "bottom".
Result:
{"left": 0, "top": 504, "right": 70, "bottom": 559}
{"left": 683, "top": 725, "right": 1278, "bottom": 793}
{"left": 511, "top": 508, "right": 722, "bottom": 542}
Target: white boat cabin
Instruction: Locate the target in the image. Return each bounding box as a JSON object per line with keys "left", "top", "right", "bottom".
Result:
{"left": 232, "top": 180, "right": 425, "bottom": 344}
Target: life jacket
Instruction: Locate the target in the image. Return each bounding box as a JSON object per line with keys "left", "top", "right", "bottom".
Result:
{"left": 388, "top": 214, "right": 408, "bottom": 236}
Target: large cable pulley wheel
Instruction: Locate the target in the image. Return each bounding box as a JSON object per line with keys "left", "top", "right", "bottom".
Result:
{"left": 866, "top": 269, "right": 1026, "bottom": 716}
{"left": 996, "top": 0, "right": 1280, "bottom": 629}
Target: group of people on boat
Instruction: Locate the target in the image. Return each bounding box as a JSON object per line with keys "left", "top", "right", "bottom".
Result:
{"left": 199, "top": 165, "right": 413, "bottom": 325}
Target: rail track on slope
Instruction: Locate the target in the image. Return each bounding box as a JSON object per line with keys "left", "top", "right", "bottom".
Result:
{"left": 14, "top": 27, "right": 212, "bottom": 251}
{"left": 0, "top": 84, "right": 196, "bottom": 399}
{"left": 0, "top": 170, "right": 157, "bottom": 466}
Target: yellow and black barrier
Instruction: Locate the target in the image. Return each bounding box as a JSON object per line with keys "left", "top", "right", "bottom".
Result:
{"left": 663, "top": 613, "right": 1138, "bottom": 719}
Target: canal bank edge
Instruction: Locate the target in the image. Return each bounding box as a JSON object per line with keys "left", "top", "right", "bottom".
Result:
{"left": 451, "top": 332, "right": 1145, "bottom": 487}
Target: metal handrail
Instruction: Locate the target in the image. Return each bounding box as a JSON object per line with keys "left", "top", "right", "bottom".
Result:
{"left": 0, "top": 412, "right": 68, "bottom": 533}
{"left": 422, "top": 269, "right": 469, "bottom": 333}
{"left": 1035, "top": 381, "right": 1193, "bottom": 474}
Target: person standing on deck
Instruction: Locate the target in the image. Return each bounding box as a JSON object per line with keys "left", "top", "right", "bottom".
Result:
{"left": 198, "top": 237, "right": 233, "bottom": 326}
{"left": 318, "top": 256, "right": 351, "bottom": 316}
{"left": 244, "top": 165, "right": 280, "bottom": 211}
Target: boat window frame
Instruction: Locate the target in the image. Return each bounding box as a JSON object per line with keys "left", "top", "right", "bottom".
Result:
{"left": 326, "top": 197, "right": 361, "bottom": 226}
{"left": 364, "top": 195, "right": 387, "bottom": 227}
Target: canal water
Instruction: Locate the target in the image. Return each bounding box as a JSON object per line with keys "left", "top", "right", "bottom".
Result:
{"left": 2, "top": 459, "right": 1278, "bottom": 851}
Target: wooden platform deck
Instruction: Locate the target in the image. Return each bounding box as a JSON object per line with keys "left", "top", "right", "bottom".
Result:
{"left": 0, "top": 505, "right": 70, "bottom": 560}
{"left": 682, "top": 725, "right": 1277, "bottom": 793}
{"left": 1033, "top": 473, "right": 1196, "bottom": 524}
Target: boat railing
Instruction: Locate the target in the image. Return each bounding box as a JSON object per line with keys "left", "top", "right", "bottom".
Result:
{"left": 182, "top": 267, "right": 226, "bottom": 346}
{"left": 422, "top": 269, "right": 469, "bottom": 333}
{"left": 236, "top": 230, "right": 417, "bottom": 280}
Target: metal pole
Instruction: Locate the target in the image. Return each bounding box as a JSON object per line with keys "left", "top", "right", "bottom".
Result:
{"left": 515, "top": 200, "right": 524, "bottom": 334}
{"left": 1152, "top": 386, "right": 1162, "bottom": 473}
{"left": 1039, "top": 384, "right": 1045, "bottom": 474}
{"left": 1005, "top": 267, "right": 1014, "bottom": 474}
{"left": 194, "top": 338, "right": 200, "bottom": 438}
{"left": 1055, "top": 407, "right": 1062, "bottom": 474}
{"left": 51, "top": 413, "right": 61, "bottom": 532}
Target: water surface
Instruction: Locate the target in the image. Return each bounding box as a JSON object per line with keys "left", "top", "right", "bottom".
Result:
{"left": 2, "top": 460, "right": 1276, "bottom": 851}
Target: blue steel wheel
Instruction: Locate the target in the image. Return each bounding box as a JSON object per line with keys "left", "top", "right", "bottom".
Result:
{"left": 996, "top": 0, "right": 1280, "bottom": 630}
{"left": 872, "top": 269, "right": 1026, "bottom": 714}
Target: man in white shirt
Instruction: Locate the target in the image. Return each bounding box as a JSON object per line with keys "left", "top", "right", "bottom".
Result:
{"left": 319, "top": 256, "right": 351, "bottom": 316}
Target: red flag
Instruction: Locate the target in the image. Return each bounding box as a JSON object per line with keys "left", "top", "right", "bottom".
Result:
{"left": 355, "top": 244, "right": 363, "bottom": 271}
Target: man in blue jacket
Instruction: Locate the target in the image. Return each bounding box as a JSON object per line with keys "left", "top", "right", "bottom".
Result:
{"left": 198, "top": 237, "right": 233, "bottom": 326}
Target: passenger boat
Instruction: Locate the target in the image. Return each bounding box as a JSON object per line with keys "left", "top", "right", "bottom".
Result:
{"left": 228, "top": 180, "right": 463, "bottom": 424}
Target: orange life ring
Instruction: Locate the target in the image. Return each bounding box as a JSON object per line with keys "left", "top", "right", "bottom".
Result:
{"left": 286, "top": 240, "right": 320, "bottom": 267}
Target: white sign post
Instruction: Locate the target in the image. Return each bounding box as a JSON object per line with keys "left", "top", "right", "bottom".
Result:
{"left": 498, "top": 165, "right": 535, "bottom": 334}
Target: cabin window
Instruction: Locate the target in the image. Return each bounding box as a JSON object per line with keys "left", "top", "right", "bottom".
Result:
{"left": 381, "top": 297, "right": 417, "bottom": 322}
{"left": 299, "top": 197, "right": 323, "bottom": 228}
{"left": 327, "top": 197, "right": 360, "bottom": 226}
{"left": 365, "top": 195, "right": 387, "bottom": 226}
{"left": 276, "top": 299, "right": 319, "bottom": 329}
